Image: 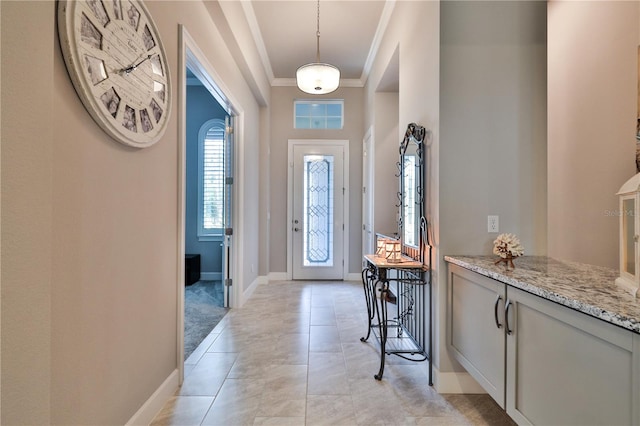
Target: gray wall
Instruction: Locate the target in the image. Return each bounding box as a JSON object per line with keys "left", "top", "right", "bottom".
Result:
{"left": 364, "top": 0, "right": 441, "bottom": 376}
{"left": 548, "top": 0, "right": 638, "bottom": 269}
{"left": 185, "top": 85, "right": 228, "bottom": 275}
{"left": 373, "top": 92, "right": 400, "bottom": 237}
{"left": 440, "top": 0, "right": 547, "bottom": 256}
{"left": 1, "top": 1, "right": 264, "bottom": 423}
{"left": 1, "top": 2, "right": 53, "bottom": 423}
{"left": 439, "top": 0, "right": 548, "bottom": 374}
{"left": 269, "top": 86, "right": 364, "bottom": 274}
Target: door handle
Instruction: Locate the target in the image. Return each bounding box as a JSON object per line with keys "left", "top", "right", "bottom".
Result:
{"left": 494, "top": 295, "right": 503, "bottom": 329}
{"left": 505, "top": 299, "right": 513, "bottom": 335}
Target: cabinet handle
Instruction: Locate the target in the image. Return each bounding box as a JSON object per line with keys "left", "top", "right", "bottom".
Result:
{"left": 494, "top": 295, "right": 502, "bottom": 329}
{"left": 505, "top": 299, "right": 513, "bottom": 335}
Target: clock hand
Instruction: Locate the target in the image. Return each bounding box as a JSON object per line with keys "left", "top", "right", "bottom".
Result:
{"left": 121, "top": 54, "right": 153, "bottom": 75}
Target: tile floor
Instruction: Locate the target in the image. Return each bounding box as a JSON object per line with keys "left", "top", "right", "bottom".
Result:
{"left": 151, "top": 280, "right": 515, "bottom": 426}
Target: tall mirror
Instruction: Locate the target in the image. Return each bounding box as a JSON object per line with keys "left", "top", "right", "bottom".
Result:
{"left": 398, "top": 123, "right": 426, "bottom": 261}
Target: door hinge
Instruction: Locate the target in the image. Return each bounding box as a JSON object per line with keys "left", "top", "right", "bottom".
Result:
{"left": 225, "top": 177, "right": 234, "bottom": 185}
{"left": 225, "top": 228, "right": 233, "bottom": 235}
{"left": 225, "top": 278, "right": 232, "bottom": 287}
{"left": 226, "top": 126, "right": 234, "bottom": 134}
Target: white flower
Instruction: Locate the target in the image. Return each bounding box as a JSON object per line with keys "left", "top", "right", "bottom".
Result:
{"left": 493, "top": 233, "right": 524, "bottom": 259}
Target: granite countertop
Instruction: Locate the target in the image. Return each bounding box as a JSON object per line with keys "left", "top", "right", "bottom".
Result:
{"left": 444, "top": 255, "right": 640, "bottom": 334}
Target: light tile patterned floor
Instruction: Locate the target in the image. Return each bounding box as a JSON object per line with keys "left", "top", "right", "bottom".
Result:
{"left": 151, "top": 280, "right": 515, "bottom": 426}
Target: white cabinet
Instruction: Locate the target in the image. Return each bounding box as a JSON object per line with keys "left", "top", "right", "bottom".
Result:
{"left": 505, "top": 285, "right": 637, "bottom": 425}
{"left": 447, "top": 263, "right": 640, "bottom": 425}
{"left": 448, "top": 264, "right": 506, "bottom": 406}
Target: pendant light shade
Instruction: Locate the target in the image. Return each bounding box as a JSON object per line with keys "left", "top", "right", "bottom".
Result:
{"left": 296, "top": 0, "right": 340, "bottom": 95}
{"left": 296, "top": 62, "right": 340, "bottom": 95}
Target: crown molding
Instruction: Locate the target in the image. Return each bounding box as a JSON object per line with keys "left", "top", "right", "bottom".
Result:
{"left": 241, "top": 1, "right": 275, "bottom": 83}
{"left": 360, "top": 0, "right": 396, "bottom": 85}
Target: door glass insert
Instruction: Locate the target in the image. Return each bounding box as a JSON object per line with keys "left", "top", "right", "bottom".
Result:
{"left": 303, "top": 154, "right": 334, "bottom": 267}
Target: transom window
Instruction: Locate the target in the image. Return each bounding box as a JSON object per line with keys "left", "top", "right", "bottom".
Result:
{"left": 198, "top": 118, "right": 225, "bottom": 238}
{"left": 294, "top": 100, "right": 344, "bottom": 129}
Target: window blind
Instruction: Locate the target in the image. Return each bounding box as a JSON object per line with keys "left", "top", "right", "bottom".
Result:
{"left": 201, "top": 123, "right": 225, "bottom": 232}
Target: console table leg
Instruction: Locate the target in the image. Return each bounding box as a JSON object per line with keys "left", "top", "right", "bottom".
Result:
{"left": 374, "top": 283, "right": 388, "bottom": 380}
{"left": 360, "top": 267, "right": 375, "bottom": 342}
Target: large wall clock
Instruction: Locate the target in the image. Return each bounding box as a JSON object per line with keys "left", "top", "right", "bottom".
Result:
{"left": 58, "top": 0, "right": 171, "bottom": 148}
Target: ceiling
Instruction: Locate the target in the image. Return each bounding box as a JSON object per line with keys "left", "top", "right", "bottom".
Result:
{"left": 245, "top": 0, "right": 394, "bottom": 86}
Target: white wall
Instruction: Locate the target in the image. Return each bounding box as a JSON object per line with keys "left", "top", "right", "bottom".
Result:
{"left": 440, "top": 0, "right": 547, "bottom": 378}
{"left": 548, "top": 0, "right": 638, "bottom": 269}
{"left": 1, "top": 1, "right": 265, "bottom": 423}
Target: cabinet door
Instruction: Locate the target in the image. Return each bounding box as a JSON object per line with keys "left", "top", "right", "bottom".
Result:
{"left": 506, "top": 286, "right": 634, "bottom": 426}
{"left": 448, "top": 264, "right": 506, "bottom": 407}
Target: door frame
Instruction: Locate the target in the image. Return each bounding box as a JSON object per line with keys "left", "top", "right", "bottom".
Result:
{"left": 287, "top": 139, "right": 350, "bottom": 280}
{"left": 362, "top": 126, "right": 375, "bottom": 261}
{"left": 177, "top": 25, "right": 243, "bottom": 383}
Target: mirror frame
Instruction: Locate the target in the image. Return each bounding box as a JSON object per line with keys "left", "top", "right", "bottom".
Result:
{"left": 398, "top": 123, "right": 427, "bottom": 263}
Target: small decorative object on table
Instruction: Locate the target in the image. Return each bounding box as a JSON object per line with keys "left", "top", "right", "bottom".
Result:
{"left": 386, "top": 239, "right": 402, "bottom": 263}
{"left": 376, "top": 238, "right": 387, "bottom": 258}
{"left": 493, "top": 233, "right": 524, "bottom": 269}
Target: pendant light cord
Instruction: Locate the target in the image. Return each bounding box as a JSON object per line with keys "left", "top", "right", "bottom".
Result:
{"left": 316, "top": 0, "right": 321, "bottom": 63}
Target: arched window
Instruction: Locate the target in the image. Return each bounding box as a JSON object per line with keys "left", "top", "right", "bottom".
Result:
{"left": 197, "top": 118, "right": 225, "bottom": 238}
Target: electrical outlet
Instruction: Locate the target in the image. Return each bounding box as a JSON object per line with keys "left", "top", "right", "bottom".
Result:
{"left": 488, "top": 215, "right": 499, "bottom": 233}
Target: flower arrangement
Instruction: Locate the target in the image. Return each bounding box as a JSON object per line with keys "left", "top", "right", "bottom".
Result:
{"left": 493, "top": 233, "right": 524, "bottom": 268}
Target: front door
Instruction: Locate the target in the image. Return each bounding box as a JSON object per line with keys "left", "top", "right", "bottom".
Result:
{"left": 291, "top": 142, "right": 345, "bottom": 280}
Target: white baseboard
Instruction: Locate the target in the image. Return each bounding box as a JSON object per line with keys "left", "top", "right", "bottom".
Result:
{"left": 200, "top": 272, "right": 222, "bottom": 281}
{"left": 432, "top": 367, "right": 486, "bottom": 394}
{"left": 266, "top": 272, "right": 360, "bottom": 282}
{"left": 268, "top": 272, "right": 288, "bottom": 281}
{"left": 239, "top": 276, "right": 261, "bottom": 307}
{"left": 126, "top": 369, "right": 179, "bottom": 426}
{"left": 346, "top": 272, "right": 361, "bottom": 281}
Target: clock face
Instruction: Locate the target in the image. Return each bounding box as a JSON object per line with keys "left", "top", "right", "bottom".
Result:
{"left": 58, "top": 0, "right": 171, "bottom": 148}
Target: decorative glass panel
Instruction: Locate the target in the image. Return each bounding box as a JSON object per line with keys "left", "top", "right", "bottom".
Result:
{"left": 326, "top": 118, "right": 342, "bottom": 129}
{"left": 295, "top": 117, "right": 310, "bottom": 129}
{"left": 303, "top": 155, "right": 334, "bottom": 267}
{"left": 294, "top": 100, "right": 344, "bottom": 129}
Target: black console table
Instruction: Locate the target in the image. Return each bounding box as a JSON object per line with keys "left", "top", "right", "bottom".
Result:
{"left": 361, "top": 254, "right": 432, "bottom": 384}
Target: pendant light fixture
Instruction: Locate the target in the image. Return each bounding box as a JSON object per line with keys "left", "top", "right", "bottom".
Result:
{"left": 296, "top": 0, "right": 340, "bottom": 94}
